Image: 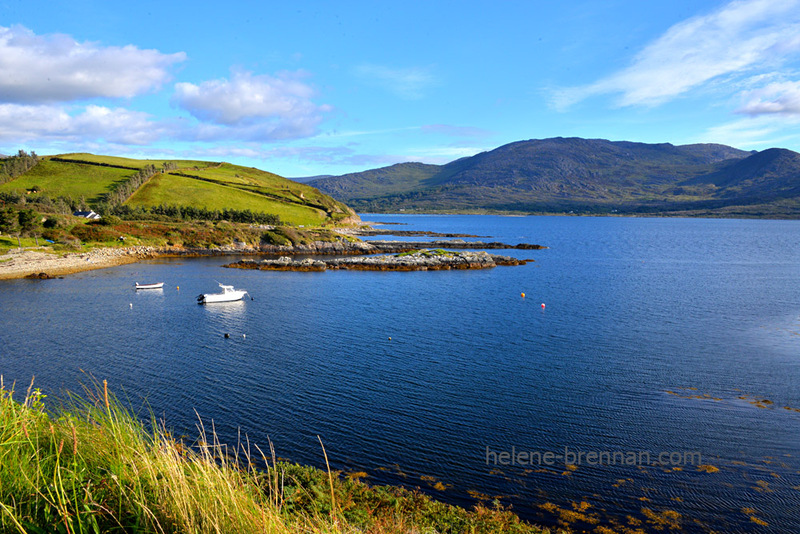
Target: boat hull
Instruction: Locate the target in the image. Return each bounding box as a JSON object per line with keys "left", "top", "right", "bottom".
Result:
{"left": 198, "top": 290, "right": 248, "bottom": 304}
{"left": 135, "top": 283, "right": 164, "bottom": 290}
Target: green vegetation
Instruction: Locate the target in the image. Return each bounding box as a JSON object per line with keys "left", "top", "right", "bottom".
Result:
{"left": 0, "top": 194, "right": 353, "bottom": 255}
{"left": 0, "top": 153, "right": 356, "bottom": 227}
{"left": 396, "top": 249, "right": 457, "bottom": 257}
{"left": 129, "top": 173, "right": 326, "bottom": 227}
{"left": 0, "top": 150, "right": 40, "bottom": 184}
{"left": 52, "top": 153, "right": 213, "bottom": 170}
{"left": 1, "top": 159, "right": 131, "bottom": 204}
{"left": 0, "top": 380, "right": 553, "bottom": 534}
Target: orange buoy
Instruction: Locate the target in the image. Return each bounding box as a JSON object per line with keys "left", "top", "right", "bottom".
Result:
{"left": 521, "top": 292, "right": 526, "bottom": 298}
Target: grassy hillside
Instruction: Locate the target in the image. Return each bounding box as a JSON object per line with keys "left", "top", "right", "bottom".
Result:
{"left": 128, "top": 168, "right": 332, "bottom": 227}
{"left": 0, "top": 158, "right": 132, "bottom": 202}
{"left": 0, "top": 154, "right": 356, "bottom": 227}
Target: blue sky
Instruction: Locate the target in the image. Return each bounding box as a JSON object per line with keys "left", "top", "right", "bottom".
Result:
{"left": 2, "top": 0, "right": 800, "bottom": 177}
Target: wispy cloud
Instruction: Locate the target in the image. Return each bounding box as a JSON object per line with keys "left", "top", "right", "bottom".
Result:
{"left": 354, "top": 64, "right": 438, "bottom": 100}
{"left": 420, "top": 124, "right": 492, "bottom": 139}
{"left": 553, "top": 0, "right": 800, "bottom": 110}
{"left": 322, "top": 126, "right": 420, "bottom": 138}
{"left": 0, "top": 25, "right": 185, "bottom": 104}
{"left": 699, "top": 113, "right": 800, "bottom": 147}
{"left": 737, "top": 80, "right": 800, "bottom": 115}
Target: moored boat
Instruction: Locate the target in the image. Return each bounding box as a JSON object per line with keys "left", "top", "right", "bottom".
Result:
{"left": 197, "top": 283, "right": 249, "bottom": 304}
{"left": 135, "top": 282, "right": 164, "bottom": 290}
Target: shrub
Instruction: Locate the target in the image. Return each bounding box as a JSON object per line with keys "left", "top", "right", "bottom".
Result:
{"left": 42, "top": 216, "right": 61, "bottom": 229}
{"left": 96, "top": 214, "right": 122, "bottom": 226}
{"left": 41, "top": 228, "right": 67, "bottom": 242}
{"left": 70, "top": 223, "right": 119, "bottom": 243}
{"left": 260, "top": 230, "right": 290, "bottom": 246}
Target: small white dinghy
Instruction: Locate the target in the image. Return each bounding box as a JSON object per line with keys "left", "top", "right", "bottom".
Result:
{"left": 197, "top": 283, "right": 250, "bottom": 304}
{"left": 135, "top": 282, "right": 164, "bottom": 290}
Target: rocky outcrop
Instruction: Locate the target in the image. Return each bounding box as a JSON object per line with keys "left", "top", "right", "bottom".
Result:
{"left": 223, "top": 250, "right": 532, "bottom": 272}
{"left": 366, "top": 240, "right": 546, "bottom": 252}
{"left": 24, "top": 272, "right": 59, "bottom": 279}
{"left": 255, "top": 239, "right": 545, "bottom": 256}
{"left": 228, "top": 256, "right": 327, "bottom": 272}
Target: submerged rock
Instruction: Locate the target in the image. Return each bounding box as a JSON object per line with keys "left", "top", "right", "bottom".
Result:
{"left": 24, "top": 272, "right": 57, "bottom": 279}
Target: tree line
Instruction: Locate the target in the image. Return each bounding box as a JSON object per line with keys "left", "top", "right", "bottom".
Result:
{"left": 0, "top": 191, "right": 89, "bottom": 214}
{"left": 97, "top": 164, "right": 159, "bottom": 209}
{"left": 1, "top": 191, "right": 281, "bottom": 226}
{"left": 96, "top": 162, "right": 179, "bottom": 211}
{"left": 0, "top": 150, "right": 40, "bottom": 184}
{"left": 109, "top": 203, "right": 281, "bottom": 225}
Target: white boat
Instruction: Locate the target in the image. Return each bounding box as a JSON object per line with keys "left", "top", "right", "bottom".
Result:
{"left": 197, "top": 283, "right": 250, "bottom": 304}
{"left": 135, "top": 282, "right": 164, "bottom": 290}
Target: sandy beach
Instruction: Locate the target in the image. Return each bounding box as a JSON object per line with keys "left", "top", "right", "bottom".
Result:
{"left": 0, "top": 247, "right": 160, "bottom": 280}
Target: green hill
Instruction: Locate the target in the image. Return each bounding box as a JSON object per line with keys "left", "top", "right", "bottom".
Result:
{"left": 310, "top": 138, "right": 800, "bottom": 217}
{"left": 0, "top": 154, "right": 357, "bottom": 227}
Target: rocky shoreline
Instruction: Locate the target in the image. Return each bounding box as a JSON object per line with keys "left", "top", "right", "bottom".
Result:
{"left": 0, "top": 246, "right": 162, "bottom": 280}
{"left": 223, "top": 249, "right": 531, "bottom": 272}
{"left": 0, "top": 237, "right": 545, "bottom": 280}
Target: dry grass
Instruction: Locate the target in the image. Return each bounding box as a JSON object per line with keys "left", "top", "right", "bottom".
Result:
{"left": 0, "top": 378, "right": 556, "bottom": 534}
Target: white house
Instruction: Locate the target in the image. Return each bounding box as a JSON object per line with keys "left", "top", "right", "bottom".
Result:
{"left": 73, "top": 210, "right": 101, "bottom": 220}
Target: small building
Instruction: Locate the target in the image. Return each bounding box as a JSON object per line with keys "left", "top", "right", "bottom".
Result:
{"left": 73, "top": 210, "right": 101, "bottom": 220}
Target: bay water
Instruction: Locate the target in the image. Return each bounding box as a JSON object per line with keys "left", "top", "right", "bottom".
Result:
{"left": 1, "top": 215, "right": 799, "bottom": 533}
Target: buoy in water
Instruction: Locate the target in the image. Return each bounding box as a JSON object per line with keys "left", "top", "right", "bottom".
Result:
{"left": 521, "top": 292, "right": 526, "bottom": 298}
{"left": 224, "top": 333, "right": 230, "bottom": 339}
{"left": 541, "top": 303, "right": 546, "bottom": 309}
{"left": 388, "top": 337, "right": 392, "bottom": 341}
{"left": 129, "top": 303, "right": 132, "bottom": 309}
{"left": 242, "top": 334, "right": 246, "bottom": 339}
{"left": 177, "top": 286, "right": 180, "bottom": 290}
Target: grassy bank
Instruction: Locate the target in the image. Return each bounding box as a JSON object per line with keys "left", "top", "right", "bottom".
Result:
{"left": 0, "top": 380, "right": 556, "bottom": 534}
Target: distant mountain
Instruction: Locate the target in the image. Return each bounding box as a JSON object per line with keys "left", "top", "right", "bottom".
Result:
{"left": 288, "top": 174, "right": 334, "bottom": 183}
{"left": 310, "top": 138, "right": 800, "bottom": 217}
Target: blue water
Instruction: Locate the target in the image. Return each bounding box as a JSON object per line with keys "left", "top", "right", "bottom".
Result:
{"left": 2, "top": 215, "right": 800, "bottom": 533}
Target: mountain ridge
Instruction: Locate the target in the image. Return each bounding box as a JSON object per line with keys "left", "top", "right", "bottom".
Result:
{"left": 310, "top": 138, "right": 800, "bottom": 217}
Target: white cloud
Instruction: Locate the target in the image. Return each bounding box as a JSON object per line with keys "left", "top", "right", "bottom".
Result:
{"left": 0, "top": 25, "right": 185, "bottom": 104}
{"left": 0, "top": 103, "right": 164, "bottom": 145}
{"left": 355, "top": 64, "right": 438, "bottom": 100}
{"left": 173, "top": 70, "right": 328, "bottom": 133}
{"left": 737, "top": 80, "right": 800, "bottom": 115}
{"left": 554, "top": 0, "right": 800, "bottom": 109}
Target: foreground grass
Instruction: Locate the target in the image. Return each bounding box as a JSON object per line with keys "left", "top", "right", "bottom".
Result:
{"left": 0, "top": 380, "right": 555, "bottom": 534}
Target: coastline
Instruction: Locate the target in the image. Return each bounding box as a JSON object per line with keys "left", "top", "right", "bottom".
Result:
{"left": 0, "top": 247, "right": 160, "bottom": 280}
{"left": 0, "top": 237, "right": 545, "bottom": 281}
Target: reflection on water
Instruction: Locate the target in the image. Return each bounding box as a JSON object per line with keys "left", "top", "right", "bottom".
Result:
{"left": 201, "top": 300, "right": 249, "bottom": 330}
{"left": 2, "top": 216, "right": 800, "bottom": 533}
